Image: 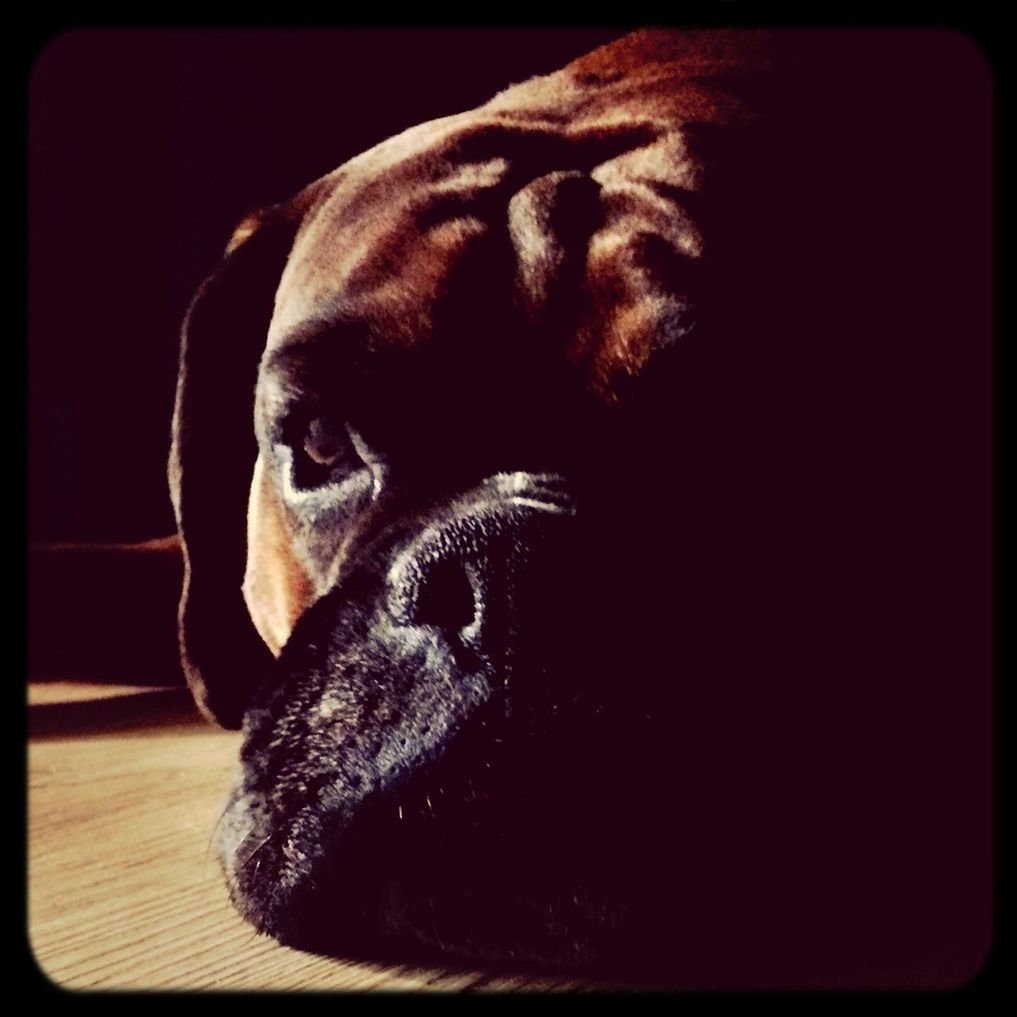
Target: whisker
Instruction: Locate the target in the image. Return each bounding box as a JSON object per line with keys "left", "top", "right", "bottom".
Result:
{"left": 203, "top": 799, "right": 234, "bottom": 874}
{"left": 235, "top": 832, "right": 274, "bottom": 874}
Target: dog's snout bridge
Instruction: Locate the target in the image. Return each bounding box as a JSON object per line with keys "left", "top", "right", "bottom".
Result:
{"left": 386, "top": 472, "right": 575, "bottom": 638}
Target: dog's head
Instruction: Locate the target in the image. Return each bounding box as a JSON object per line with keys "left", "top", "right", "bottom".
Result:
{"left": 169, "top": 29, "right": 932, "bottom": 976}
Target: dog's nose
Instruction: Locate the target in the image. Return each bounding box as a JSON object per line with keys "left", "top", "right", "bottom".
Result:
{"left": 386, "top": 472, "right": 575, "bottom": 653}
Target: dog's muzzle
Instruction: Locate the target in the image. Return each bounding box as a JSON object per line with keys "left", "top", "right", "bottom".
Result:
{"left": 218, "top": 471, "right": 607, "bottom": 956}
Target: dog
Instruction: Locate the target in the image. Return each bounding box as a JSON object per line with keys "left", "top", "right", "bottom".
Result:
{"left": 168, "top": 29, "right": 988, "bottom": 983}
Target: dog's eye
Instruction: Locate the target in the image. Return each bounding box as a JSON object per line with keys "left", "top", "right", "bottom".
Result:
{"left": 304, "top": 416, "right": 347, "bottom": 466}
{"left": 281, "top": 414, "right": 364, "bottom": 491}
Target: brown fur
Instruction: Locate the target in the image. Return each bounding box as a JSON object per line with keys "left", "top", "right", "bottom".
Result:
{"left": 163, "top": 28, "right": 991, "bottom": 979}
{"left": 262, "top": 30, "right": 772, "bottom": 404}
{"left": 243, "top": 456, "right": 316, "bottom": 655}
{"left": 209, "top": 29, "right": 779, "bottom": 668}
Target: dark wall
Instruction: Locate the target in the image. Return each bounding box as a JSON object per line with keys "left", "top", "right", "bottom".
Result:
{"left": 28, "top": 28, "right": 626, "bottom": 542}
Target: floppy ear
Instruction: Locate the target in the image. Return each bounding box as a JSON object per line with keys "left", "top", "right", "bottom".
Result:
{"left": 168, "top": 203, "right": 305, "bottom": 728}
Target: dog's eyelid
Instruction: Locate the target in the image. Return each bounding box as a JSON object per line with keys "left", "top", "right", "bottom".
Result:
{"left": 345, "top": 423, "right": 386, "bottom": 468}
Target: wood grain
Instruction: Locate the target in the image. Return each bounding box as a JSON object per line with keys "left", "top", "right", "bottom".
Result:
{"left": 28, "top": 685, "right": 604, "bottom": 992}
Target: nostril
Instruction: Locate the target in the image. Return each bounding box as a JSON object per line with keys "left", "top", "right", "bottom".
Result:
{"left": 411, "top": 558, "right": 479, "bottom": 636}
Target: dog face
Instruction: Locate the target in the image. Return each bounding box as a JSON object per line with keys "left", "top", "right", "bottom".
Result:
{"left": 167, "top": 29, "right": 956, "bottom": 977}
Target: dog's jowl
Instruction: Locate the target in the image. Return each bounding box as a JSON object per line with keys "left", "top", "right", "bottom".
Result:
{"left": 169, "top": 30, "right": 991, "bottom": 982}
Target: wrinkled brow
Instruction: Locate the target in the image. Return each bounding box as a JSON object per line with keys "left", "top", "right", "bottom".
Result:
{"left": 261, "top": 317, "right": 381, "bottom": 399}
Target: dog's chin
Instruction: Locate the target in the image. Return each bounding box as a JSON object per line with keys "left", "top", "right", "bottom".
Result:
{"left": 217, "top": 776, "right": 627, "bottom": 969}
{"left": 215, "top": 698, "right": 637, "bottom": 969}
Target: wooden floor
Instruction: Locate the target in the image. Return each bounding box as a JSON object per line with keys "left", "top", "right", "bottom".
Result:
{"left": 27, "top": 683, "right": 601, "bottom": 993}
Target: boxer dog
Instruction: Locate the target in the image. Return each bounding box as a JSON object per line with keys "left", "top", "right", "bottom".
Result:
{"left": 169, "top": 29, "right": 978, "bottom": 981}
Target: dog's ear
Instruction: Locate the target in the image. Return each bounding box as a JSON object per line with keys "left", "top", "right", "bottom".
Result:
{"left": 169, "top": 200, "right": 308, "bottom": 728}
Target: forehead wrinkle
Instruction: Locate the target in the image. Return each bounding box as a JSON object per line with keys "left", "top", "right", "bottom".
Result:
{"left": 270, "top": 137, "right": 518, "bottom": 354}
{"left": 270, "top": 221, "right": 492, "bottom": 361}
{"left": 263, "top": 311, "right": 371, "bottom": 376}
{"left": 267, "top": 115, "right": 471, "bottom": 344}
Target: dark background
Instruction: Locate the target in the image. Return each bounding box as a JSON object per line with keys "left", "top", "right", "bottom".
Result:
{"left": 28, "top": 28, "right": 626, "bottom": 542}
